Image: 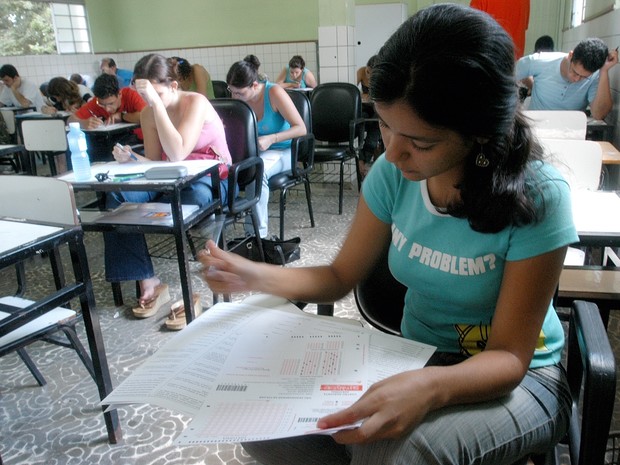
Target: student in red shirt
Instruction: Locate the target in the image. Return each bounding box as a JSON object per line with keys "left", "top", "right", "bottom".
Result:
{"left": 69, "top": 73, "right": 146, "bottom": 160}
{"left": 70, "top": 73, "right": 145, "bottom": 129}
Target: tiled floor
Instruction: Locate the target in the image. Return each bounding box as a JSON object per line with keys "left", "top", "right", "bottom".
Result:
{"left": 1, "top": 175, "right": 619, "bottom": 465}
{"left": 0, "top": 182, "right": 362, "bottom": 465}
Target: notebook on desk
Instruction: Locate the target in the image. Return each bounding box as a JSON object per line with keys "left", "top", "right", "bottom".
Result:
{"left": 92, "top": 202, "right": 199, "bottom": 226}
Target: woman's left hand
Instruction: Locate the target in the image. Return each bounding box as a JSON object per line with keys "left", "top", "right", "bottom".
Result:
{"left": 317, "top": 370, "right": 435, "bottom": 444}
{"left": 257, "top": 135, "right": 275, "bottom": 151}
{"left": 133, "top": 78, "right": 160, "bottom": 107}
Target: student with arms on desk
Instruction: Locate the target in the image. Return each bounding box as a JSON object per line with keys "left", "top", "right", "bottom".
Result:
{"left": 200, "top": 5, "right": 577, "bottom": 465}
{"left": 0, "top": 64, "right": 44, "bottom": 110}
{"left": 109, "top": 53, "right": 231, "bottom": 330}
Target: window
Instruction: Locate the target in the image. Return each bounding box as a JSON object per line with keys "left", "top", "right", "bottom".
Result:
{"left": 570, "top": 0, "right": 618, "bottom": 26}
{"left": 51, "top": 3, "right": 91, "bottom": 54}
{"left": 0, "top": 1, "right": 91, "bottom": 56}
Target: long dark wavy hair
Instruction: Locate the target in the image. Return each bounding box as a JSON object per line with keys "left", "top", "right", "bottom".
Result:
{"left": 371, "top": 4, "right": 544, "bottom": 233}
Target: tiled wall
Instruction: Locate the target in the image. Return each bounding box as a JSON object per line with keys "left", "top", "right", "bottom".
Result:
{"left": 318, "top": 25, "right": 356, "bottom": 84}
{"left": 0, "top": 40, "right": 359, "bottom": 188}
{"left": 0, "top": 41, "right": 318, "bottom": 90}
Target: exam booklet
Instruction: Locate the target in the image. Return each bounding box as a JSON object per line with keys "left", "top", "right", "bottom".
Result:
{"left": 91, "top": 202, "right": 199, "bottom": 226}
{"left": 101, "top": 300, "right": 436, "bottom": 444}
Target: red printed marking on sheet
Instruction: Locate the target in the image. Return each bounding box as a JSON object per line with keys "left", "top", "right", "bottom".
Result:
{"left": 320, "top": 384, "right": 363, "bottom": 391}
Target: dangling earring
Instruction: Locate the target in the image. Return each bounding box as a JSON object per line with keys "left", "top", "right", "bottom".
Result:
{"left": 475, "top": 144, "right": 490, "bottom": 168}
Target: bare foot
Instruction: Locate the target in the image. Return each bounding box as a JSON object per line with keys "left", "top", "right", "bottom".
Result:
{"left": 138, "top": 277, "right": 162, "bottom": 305}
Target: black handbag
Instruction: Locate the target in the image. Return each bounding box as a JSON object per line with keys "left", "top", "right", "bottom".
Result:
{"left": 227, "top": 236, "right": 301, "bottom": 265}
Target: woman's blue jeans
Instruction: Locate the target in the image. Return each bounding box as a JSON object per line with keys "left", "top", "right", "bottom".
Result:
{"left": 103, "top": 176, "right": 227, "bottom": 283}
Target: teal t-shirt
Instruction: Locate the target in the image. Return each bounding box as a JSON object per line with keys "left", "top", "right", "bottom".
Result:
{"left": 362, "top": 155, "right": 578, "bottom": 368}
{"left": 258, "top": 81, "right": 291, "bottom": 150}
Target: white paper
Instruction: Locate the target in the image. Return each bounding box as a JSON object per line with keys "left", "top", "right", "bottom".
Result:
{"left": 82, "top": 122, "right": 137, "bottom": 132}
{"left": 101, "top": 301, "right": 435, "bottom": 444}
{"left": 571, "top": 191, "right": 620, "bottom": 234}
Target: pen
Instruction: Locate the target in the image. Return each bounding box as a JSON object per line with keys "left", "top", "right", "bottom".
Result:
{"left": 115, "top": 142, "right": 138, "bottom": 161}
{"left": 112, "top": 173, "right": 145, "bottom": 182}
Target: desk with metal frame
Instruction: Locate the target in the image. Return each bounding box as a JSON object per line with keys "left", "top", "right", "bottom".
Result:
{"left": 0, "top": 218, "right": 122, "bottom": 452}
{"left": 59, "top": 160, "right": 222, "bottom": 324}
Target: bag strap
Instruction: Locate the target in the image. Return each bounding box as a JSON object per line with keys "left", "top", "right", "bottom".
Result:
{"left": 273, "top": 244, "right": 286, "bottom": 265}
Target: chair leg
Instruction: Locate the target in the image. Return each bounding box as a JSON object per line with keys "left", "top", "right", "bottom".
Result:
{"left": 186, "top": 229, "right": 198, "bottom": 259}
{"left": 46, "top": 153, "right": 58, "bottom": 176}
{"left": 14, "top": 262, "right": 26, "bottom": 297}
{"left": 16, "top": 348, "right": 47, "bottom": 386}
{"left": 60, "top": 325, "right": 96, "bottom": 382}
{"left": 249, "top": 212, "right": 265, "bottom": 261}
{"left": 304, "top": 178, "right": 315, "bottom": 228}
{"left": 111, "top": 282, "right": 124, "bottom": 306}
{"left": 338, "top": 160, "right": 345, "bottom": 215}
{"left": 279, "top": 188, "right": 288, "bottom": 240}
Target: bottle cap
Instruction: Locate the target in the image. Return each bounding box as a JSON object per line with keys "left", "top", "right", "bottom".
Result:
{"left": 69, "top": 122, "right": 80, "bottom": 129}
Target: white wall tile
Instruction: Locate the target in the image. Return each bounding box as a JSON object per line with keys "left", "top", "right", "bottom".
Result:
{"left": 337, "top": 26, "right": 348, "bottom": 47}
{"left": 319, "top": 26, "right": 338, "bottom": 47}
{"left": 319, "top": 46, "right": 338, "bottom": 67}
{"left": 320, "top": 67, "right": 339, "bottom": 83}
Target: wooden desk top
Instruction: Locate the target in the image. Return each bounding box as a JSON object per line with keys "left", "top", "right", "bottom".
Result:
{"left": 597, "top": 141, "right": 620, "bottom": 165}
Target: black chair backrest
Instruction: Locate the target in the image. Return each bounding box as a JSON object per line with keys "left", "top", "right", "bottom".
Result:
{"left": 212, "top": 80, "right": 231, "bottom": 98}
{"left": 212, "top": 99, "right": 258, "bottom": 165}
{"left": 212, "top": 99, "right": 262, "bottom": 214}
{"left": 285, "top": 89, "right": 312, "bottom": 134}
{"left": 310, "top": 82, "right": 361, "bottom": 143}
{"left": 354, "top": 245, "right": 405, "bottom": 336}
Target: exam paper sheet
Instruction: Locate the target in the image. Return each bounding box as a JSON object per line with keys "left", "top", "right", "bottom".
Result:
{"left": 101, "top": 301, "right": 435, "bottom": 443}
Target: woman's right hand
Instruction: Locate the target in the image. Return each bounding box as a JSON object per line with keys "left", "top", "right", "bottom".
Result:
{"left": 133, "top": 78, "right": 161, "bottom": 107}
{"left": 198, "top": 240, "right": 264, "bottom": 294}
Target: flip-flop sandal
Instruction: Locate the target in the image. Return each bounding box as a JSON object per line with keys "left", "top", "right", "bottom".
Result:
{"left": 165, "top": 294, "right": 201, "bottom": 331}
{"left": 132, "top": 284, "right": 171, "bottom": 318}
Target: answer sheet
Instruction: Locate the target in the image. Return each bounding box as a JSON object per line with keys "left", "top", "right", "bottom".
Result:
{"left": 101, "top": 301, "right": 435, "bottom": 443}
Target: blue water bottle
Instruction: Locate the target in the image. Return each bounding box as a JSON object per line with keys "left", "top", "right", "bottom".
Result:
{"left": 67, "top": 122, "right": 91, "bottom": 181}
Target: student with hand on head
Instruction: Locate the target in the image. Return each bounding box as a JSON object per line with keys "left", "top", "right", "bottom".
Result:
{"left": 106, "top": 53, "right": 232, "bottom": 330}
{"left": 516, "top": 37, "right": 618, "bottom": 120}
{"left": 200, "top": 4, "right": 576, "bottom": 464}
{"left": 227, "top": 54, "right": 306, "bottom": 238}
{"left": 0, "top": 64, "right": 44, "bottom": 110}
{"left": 169, "top": 56, "right": 215, "bottom": 100}
{"left": 276, "top": 55, "right": 317, "bottom": 89}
